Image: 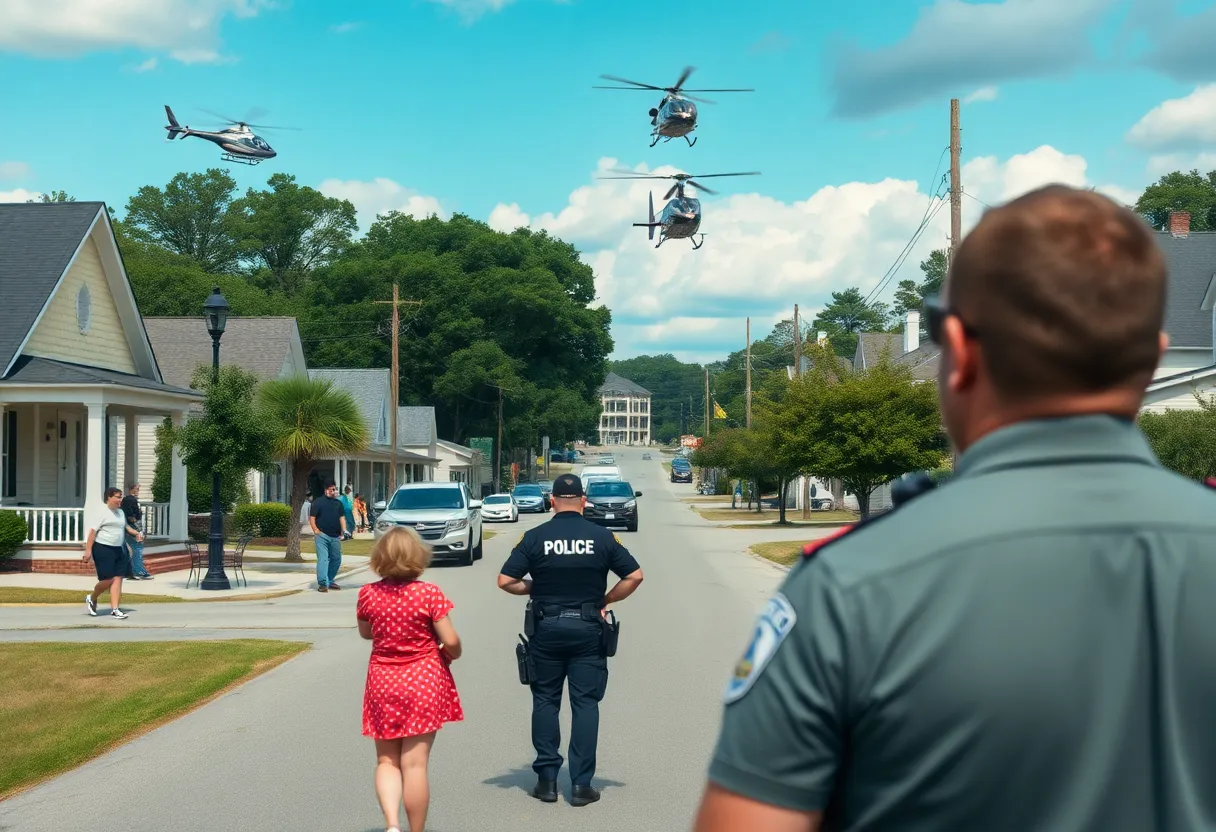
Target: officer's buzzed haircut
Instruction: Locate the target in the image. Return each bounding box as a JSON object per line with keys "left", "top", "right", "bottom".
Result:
{"left": 948, "top": 185, "right": 1166, "bottom": 397}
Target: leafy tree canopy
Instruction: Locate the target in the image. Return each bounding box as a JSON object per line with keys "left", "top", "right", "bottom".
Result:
{"left": 1138, "top": 396, "right": 1216, "bottom": 481}
{"left": 892, "top": 248, "right": 948, "bottom": 338}
{"left": 124, "top": 168, "right": 241, "bottom": 273}
{"left": 608, "top": 353, "right": 706, "bottom": 443}
{"left": 1135, "top": 169, "right": 1216, "bottom": 232}
{"left": 810, "top": 287, "right": 891, "bottom": 359}
{"left": 174, "top": 365, "right": 275, "bottom": 491}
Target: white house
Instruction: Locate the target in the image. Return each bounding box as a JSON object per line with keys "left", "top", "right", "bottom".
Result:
{"left": 436, "top": 439, "right": 488, "bottom": 495}
{"left": 598, "top": 372, "right": 652, "bottom": 446}
{"left": 136, "top": 316, "right": 307, "bottom": 504}
{"left": 398, "top": 406, "right": 438, "bottom": 483}
{"left": 0, "top": 202, "right": 198, "bottom": 572}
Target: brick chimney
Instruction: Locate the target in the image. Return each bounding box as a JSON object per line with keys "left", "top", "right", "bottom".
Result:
{"left": 904, "top": 310, "right": 921, "bottom": 354}
{"left": 1169, "top": 210, "right": 1191, "bottom": 237}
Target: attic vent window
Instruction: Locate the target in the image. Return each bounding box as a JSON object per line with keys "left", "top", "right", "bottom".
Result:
{"left": 76, "top": 284, "right": 92, "bottom": 334}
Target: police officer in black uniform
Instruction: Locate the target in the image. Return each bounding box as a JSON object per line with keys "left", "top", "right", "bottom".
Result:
{"left": 497, "top": 473, "right": 644, "bottom": 807}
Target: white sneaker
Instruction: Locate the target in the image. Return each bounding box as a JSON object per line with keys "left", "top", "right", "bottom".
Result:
{"left": 85, "top": 595, "right": 97, "bottom": 616}
{"left": 110, "top": 609, "right": 128, "bottom": 620}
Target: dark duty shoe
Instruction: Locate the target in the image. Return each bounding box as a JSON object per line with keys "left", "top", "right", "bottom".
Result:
{"left": 530, "top": 779, "right": 558, "bottom": 803}
{"left": 570, "top": 785, "right": 601, "bottom": 807}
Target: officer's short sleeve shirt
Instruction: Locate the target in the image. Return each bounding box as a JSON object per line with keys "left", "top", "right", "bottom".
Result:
{"left": 708, "top": 416, "right": 1216, "bottom": 830}
{"left": 501, "top": 512, "right": 639, "bottom": 606}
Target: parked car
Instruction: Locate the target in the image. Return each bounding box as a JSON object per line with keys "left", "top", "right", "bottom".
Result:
{"left": 537, "top": 480, "right": 554, "bottom": 510}
{"left": 642, "top": 452, "right": 652, "bottom": 460}
{"left": 598, "top": 455, "right": 616, "bottom": 465}
{"left": 481, "top": 493, "right": 519, "bottom": 523}
{"left": 512, "top": 483, "right": 547, "bottom": 513}
{"left": 584, "top": 479, "right": 642, "bottom": 532}
{"left": 373, "top": 482, "right": 484, "bottom": 566}
{"left": 671, "top": 459, "right": 693, "bottom": 483}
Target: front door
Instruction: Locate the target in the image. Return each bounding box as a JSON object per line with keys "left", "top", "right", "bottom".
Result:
{"left": 56, "top": 411, "right": 84, "bottom": 507}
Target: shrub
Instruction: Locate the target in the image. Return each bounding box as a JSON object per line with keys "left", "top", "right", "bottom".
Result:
{"left": 233, "top": 503, "right": 293, "bottom": 538}
{"left": 0, "top": 511, "right": 28, "bottom": 559}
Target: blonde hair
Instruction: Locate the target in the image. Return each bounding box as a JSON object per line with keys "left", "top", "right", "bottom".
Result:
{"left": 370, "top": 526, "right": 433, "bottom": 581}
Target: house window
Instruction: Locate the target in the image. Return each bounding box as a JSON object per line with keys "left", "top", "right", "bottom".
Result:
{"left": 76, "top": 284, "right": 92, "bottom": 334}
{"left": 3, "top": 410, "right": 15, "bottom": 498}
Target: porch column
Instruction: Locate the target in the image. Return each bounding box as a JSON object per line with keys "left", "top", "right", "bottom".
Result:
{"left": 31, "top": 404, "right": 40, "bottom": 504}
{"left": 86, "top": 404, "right": 106, "bottom": 507}
{"left": 0, "top": 404, "right": 5, "bottom": 501}
{"left": 170, "top": 410, "right": 189, "bottom": 541}
{"left": 124, "top": 414, "right": 138, "bottom": 491}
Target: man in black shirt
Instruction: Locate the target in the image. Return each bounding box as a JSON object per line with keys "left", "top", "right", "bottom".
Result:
{"left": 309, "top": 481, "right": 347, "bottom": 592}
{"left": 121, "top": 483, "right": 150, "bottom": 580}
{"left": 498, "top": 473, "right": 644, "bottom": 807}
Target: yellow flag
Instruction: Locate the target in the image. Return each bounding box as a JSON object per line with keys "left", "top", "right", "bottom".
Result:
{"left": 713, "top": 401, "right": 727, "bottom": 419}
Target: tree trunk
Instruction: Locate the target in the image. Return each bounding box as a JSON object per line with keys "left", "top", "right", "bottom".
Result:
{"left": 856, "top": 487, "right": 872, "bottom": 520}
{"left": 755, "top": 481, "right": 763, "bottom": 513}
{"left": 777, "top": 476, "right": 788, "bottom": 524}
{"left": 285, "top": 456, "right": 311, "bottom": 562}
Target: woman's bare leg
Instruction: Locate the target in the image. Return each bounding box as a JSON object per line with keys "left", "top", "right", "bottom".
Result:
{"left": 374, "top": 738, "right": 404, "bottom": 830}
{"left": 89, "top": 578, "right": 113, "bottom": 607}
{"left": 109, "top": 576, "right": 123, "bottom": 611}
{"left": 400, "top": 731, "right": 436, "bottom": 832}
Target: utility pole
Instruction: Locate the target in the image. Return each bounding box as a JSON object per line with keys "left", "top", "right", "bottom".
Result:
{"left": 374, "top": 283, "right": 421, "bottom": 493}
{"left": 950, "top": 97, "right": 962, "bottom": 259}
{"left": 745, "top": 317, "right": 752, "bottom": 430}
{"left": 494, "top": 385, "right": 504, "bottom": 493}
{"left": 704, "top": 368, "right": 711, "bottom": 437}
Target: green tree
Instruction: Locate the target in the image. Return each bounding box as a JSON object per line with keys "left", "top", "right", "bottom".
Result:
{"left": 228, "top": 173, "right": 358, "bottom": 294}
{"left": 123, "top": 168, "right": 241, "bottom": 273}
{"left": 151, "top": 416, "right": 249, "bottom": 514}
{"left": 1138, "top": 395, "right": 1216, "bottom": 480}
{"left": 811, "top": 287, "right": 891, "bottom": 359}
{"left": 892, "top": 248, "right": 948, "bottom": 337}
{"left": 1135, "top": 170, "right": 1216, "bottom": 232}
{"left": 791, "top": 351, "right": 944, "bottom": 517}
{"left": 27, "top": 190, "right": 75, "bottom": 203}
{"left": 609, "top": 353, "right": 706, "bottom": 442}
{"left": 258, "top": 376, "right": 370, "bottom": 561}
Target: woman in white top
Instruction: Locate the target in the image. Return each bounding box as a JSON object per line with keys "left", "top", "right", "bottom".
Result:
{"left": 83, "top": 486, "right": 137, "bottom": 620}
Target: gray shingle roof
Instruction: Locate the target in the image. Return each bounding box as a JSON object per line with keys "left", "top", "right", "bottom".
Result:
{"left": 853, "top": 333, "right": 903, "bottom": 370}
{"left": 898, "top": 343, "right": 940, "bottom": 380}
{"left": 0, "top": 201, "right": 106, "bottom": 374}
{"left": 143, "top": 317, "right": 299, "bottom": 388}
{"left": 1157, "top": 231, "right": 1216, "bottom": 348}
{"left": 599, "top": 371, "right": 650, "bottom": 397}
{"left": 308, "top": 368, "right": 388, "bottom": 440}
{"left": 397, "top": 406, "right": 435, "bottom": 447}
{"left": 0, "top": 355, "right": 199, "bottom": 396}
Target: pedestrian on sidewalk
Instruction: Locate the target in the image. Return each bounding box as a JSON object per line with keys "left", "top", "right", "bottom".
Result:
{"left": 82, "top": 487, "right": 134, "bottom": 620}
{"left": 341, "top": 485, "right": 356, "bottom": 540}
{"left": 355, "top": 493, "right": 369, "bottom": 532}
{"left": 121, "top": 482, "right": 152, "bottom": 580}
{"left": 309, "top": 480, "right": 346, "bottom": 592}
{"left": 358, "top": 526, "right": 464, "bottom": 832}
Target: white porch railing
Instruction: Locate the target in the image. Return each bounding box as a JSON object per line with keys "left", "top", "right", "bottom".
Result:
{"left": 11, "top": 502, "right": 171, "bottom": 545}
{"left": 15, "top": 508, "right": 85, "bottom": 544}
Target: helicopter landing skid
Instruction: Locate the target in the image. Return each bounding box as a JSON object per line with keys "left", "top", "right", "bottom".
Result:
{"left": 220, "top": 153, "right": 262, "bottom": 166}
{"left": 691, "top": 234, "right": 706, "bottom": 250}
{"left": 650, "top": 134, "right": 660, "bottom": 148}
{"left": 685, "top": 135, "right": 697, "bottom": 147}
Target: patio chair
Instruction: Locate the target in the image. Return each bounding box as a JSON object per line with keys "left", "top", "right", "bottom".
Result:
{"left": 224, "top": 534, "right": 253, "bottom": 588}
{"left": 185, "top": 539, "right": 205, "bottom": 588}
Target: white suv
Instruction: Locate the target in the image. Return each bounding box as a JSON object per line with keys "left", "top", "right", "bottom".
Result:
{"left": 374, "top": 482, "right": 484, "bottom": 566}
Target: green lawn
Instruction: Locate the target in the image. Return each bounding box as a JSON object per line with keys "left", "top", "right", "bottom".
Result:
{"left": 0, "top": 588, "right": 302, "bottom": 605}
{"left": 749, "top": 541, "right": 806, "bottom": 567}
{"left": 696, "top": 507, "right": 856, "bottom": 524}
{"left": 0, "top": 640, "right": 307, "bottom": 798}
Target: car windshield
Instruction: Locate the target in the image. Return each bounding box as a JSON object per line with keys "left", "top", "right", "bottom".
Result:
{"left": 672, "top": 460, "right": 691, "bottom": 468}
{"left": 388, "top": 487, "right": 465, "bottom": 510}
{"left": 485, "top": 495, "right": 511, "bottom": 504}
{"left": 514, "top": 486, "right": 541, "bottom": 496}
{"left": 538, "top": 481, "right": 553, "bottom": 491}
{"left": 587, "top": 482, "right": 634, "bottom": 499}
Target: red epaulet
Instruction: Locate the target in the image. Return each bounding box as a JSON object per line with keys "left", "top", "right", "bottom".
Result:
{"left": 802, "top": 524, "right": 857, "bottom": 558}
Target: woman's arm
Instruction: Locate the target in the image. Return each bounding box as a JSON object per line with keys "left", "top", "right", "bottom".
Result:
{"left": 82, "top": 529, "right": 97, "bottom": 560}
{"left": 434, "top": 616, "right": 462, "bottom": 660}
{"left": 357, "top": 618, "right": 372, "bottom": 640}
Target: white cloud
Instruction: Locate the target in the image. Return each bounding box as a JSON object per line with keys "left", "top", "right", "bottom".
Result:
{"left": 423, "top": 0, "right": 517, "bottom": 21}
{"left": 0, "top": 0, "right": 272, "bottom": 63}
{"left": 491, "top": 150, "right": 1137, "bottom": 361}
{"left": 133, "top": 57, "right": 158, "bottom": 72}
{"left": 1145, "top": 152, "right": 1216, "bottom": 178}
{"left": 318, "top": 178, "right": 446, "bottom": 231}
{"left": 0, "top": 161, "right": 30, "bottom": 180}
{"left": 964, "top": 85, "right": 999, "bottom": 103}
{"left": 0, "top": 188, "right": 41, "bottom": 203}
{"left": 1127, "top": 84, "right": 1216, "bottom": 150}
{"left": 329, "top": 21, "right": 361, "bottom": 33}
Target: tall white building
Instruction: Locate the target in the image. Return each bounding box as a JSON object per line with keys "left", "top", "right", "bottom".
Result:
{"left": 597, "top": 372, "right": 651, "bottom": 446}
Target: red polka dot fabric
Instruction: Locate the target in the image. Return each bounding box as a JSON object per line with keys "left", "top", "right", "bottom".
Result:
{"left": 357, "top": 580, "right": 465, "bottom": 740}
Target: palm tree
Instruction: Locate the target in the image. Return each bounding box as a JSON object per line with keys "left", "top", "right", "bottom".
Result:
{"left": 258, "top": 376, "right": 369, "bottom": 561}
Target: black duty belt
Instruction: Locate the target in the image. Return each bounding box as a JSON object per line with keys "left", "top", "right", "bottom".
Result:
{"left": 539, "top": 603, "right": 599, "bottom": 620}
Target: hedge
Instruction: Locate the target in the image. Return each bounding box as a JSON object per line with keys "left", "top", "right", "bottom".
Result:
{"left": 233, "top": 503, "right": 293, "bottom": 538}
{"left": 0, "top": 511, "right": 28, "bottom": 559}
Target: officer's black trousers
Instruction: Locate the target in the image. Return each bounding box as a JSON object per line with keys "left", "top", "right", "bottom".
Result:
{"left": 529, "top": 615, "right": 608, "bottom": 786}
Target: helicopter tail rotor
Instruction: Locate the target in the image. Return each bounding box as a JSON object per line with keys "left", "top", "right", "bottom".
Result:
{"left": 647, "top": 192, "right": 655, "bottom": 240}
{"left": 164, "top": 105, "right": 188, "bottom": 139}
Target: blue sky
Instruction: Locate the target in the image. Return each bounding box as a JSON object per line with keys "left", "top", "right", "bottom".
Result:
{"left": 3, "top": 0, "right": 1216, "bottom": 363}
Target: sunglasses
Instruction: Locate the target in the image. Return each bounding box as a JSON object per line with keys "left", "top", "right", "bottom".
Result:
{"left": 923, "top": 295, "right": 981, "bottom": 346}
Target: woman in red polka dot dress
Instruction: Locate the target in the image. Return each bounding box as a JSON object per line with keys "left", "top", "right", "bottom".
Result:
{"left": 357, "top": 526, "right": 464, "bottom": 832}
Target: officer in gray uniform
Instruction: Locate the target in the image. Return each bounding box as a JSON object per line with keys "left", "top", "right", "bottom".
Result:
{"left": 498, "top": 473, "right": 643, "bottom": 807}
{"left": 695, "top": 185, "right": 1216, "bottom": 831}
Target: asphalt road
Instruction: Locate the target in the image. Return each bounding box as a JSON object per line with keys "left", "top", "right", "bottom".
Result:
{"left": 0, "top": 453, "right": 793, "bottom": 832}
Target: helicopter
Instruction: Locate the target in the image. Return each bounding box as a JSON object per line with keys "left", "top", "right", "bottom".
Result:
{"left": 163, "top": 106, "right": 298, "bottom": 165}
{"left": 594, "top": 67, "right": 753, "bottom": 147}
{"left": 598, "top": 169, "right": 760, "bottom": 250}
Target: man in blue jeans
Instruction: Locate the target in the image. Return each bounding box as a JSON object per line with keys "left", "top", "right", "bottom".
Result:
{"left": 309, "top": 481, "right": 347, "bottom": 592}
{"left": 121, "top": 483, "right": 152, "bottom": 580}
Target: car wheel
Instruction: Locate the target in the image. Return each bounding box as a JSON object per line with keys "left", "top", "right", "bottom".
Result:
{"left": 512, "top": 512, "right": 519, "bottom": 522}
{"left": 473, "top": 532, "right": 484, "bottom": 561}
{"left": 627, "top": 521, "right": 638, "bottom": 532}
{"left": 458, "top": 532, "right": 474, "bottom": 566}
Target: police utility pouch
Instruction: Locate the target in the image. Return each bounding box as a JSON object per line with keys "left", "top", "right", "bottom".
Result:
{"left": 516, "top": 634, "right": 534, "bottom": 685}
{"left": 601, "top": 610, "right": 620, "bottom": 657}
{"left": 523, "top": 600, "right": 537, "bottom": 637}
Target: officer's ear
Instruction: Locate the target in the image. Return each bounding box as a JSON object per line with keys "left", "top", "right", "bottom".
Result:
{"left": 942, "top": 315, "right": 979, "bottom": 394}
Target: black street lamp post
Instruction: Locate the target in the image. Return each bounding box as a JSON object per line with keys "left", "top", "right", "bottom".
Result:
{"left": 200, "top": 286, "right": 231, "bottom": 591}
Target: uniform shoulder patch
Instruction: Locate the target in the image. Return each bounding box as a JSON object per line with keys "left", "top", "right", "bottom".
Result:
{"left": 612, "top": 533, "right": 622, "bottom": 545}
{"left": 801, "top": 524, "right": 856, "bottom": 559}
{"left": 724, "top": 592, "right": 797, "bottom": 704}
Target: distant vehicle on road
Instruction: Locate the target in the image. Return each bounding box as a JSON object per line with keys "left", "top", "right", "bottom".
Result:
{"left": 581, "top": 465, "right": 621, "bottom": 482}
{"left": 481, "top": 493, "right": 519, "bottom": 523}
{"left": 671, "top": 458, "right": 693, "bottom": 483}
{"left": 585, "top": 480, "right": 642, "bottom": 532}
{"left": 642, "top": 452, "right": 652, "bottom": 460}
{"left": 598, "top": 454, "right": 616, "bottom": 465}
{"left": 373, "top": 482, "right": 484, "bottom": 566}
{"left": 512, "top": 483, "right": 548, "bottom": 513}
{"left": 537, "top": 480, "right": 554, "bottom": 510}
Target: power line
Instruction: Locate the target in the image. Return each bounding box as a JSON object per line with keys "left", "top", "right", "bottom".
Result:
{"left": 961, "top": 190, "right": 992, "bottom": 209}
{"left": 864, "top": 183, "right": 948, "bottom": 306}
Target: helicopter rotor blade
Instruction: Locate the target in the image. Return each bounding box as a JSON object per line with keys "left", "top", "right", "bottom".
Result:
{"left": 681, "top": 94, "right": 717, "bottom": 105}
{"left": 671, "top": 66, "right": 695, "bottom": 91}
{"left": 598, "top": 174, "right": 671, "bottom": 181}
{"left": 678, "top": 88, "right": 755, "bottom": 92}
{"left": 684, "top": 172, "right": 762, "bottom": 179}
{"left": 244, "top": 123, "right": 303, "bottom": 132}
{"left": 199, "top": 108, "right": 243, "bottom": 125}
{"left": 244, "top": 106, "right": 270, "bottom": 124}
{"left": 663, "top": 183, "right": 680, "bottom": 200}
{"left": 686, "top": 180, "right": 718, "bottom": 196}
{"left": 597, "top": 74, "right": 665, "bottom": 91}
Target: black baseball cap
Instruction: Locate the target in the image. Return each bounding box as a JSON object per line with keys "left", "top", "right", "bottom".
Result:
{"left": 551, "top": 473, "right": 585, "bottom": 498}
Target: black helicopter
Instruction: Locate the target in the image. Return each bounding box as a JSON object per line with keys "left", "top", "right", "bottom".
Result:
{"left": 163, "top": 106, "right": 299, "bottom": 165}
{"left": 599, "top": 169, "right": 760, "bottom": 250}
{"left": 594, "top": 67, "right": 752, "bottom": 147}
